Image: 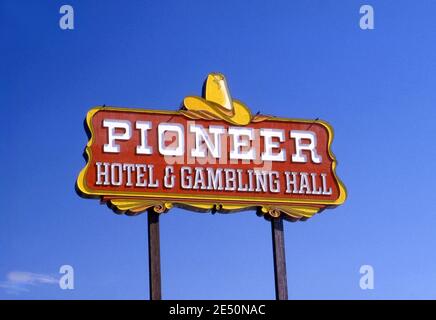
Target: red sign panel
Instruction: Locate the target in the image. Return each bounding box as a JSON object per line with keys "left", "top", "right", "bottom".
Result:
{"left": 77, "top": 74, "right": 346, "bottom": 220}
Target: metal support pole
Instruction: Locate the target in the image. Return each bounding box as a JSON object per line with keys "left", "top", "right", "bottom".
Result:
{"left": 271, "top": 217, "right": 288, "bottom": 300}
{"left": 148, "top": 209, "right": 161, "bottom": 300}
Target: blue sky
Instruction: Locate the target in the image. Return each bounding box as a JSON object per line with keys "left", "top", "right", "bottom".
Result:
{"left": 1, "top": 0, "right": 436, "bottom": 299}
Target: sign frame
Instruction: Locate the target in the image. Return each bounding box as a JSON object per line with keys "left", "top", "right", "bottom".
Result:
{"left": 77, "top": 106, "right": 346, "bottom": 221}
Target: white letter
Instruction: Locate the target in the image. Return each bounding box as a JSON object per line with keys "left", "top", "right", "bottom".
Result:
{"left": 59, "top": 5, "right": 74, "bottom": 30}
{"left": 96, "top": 162, "right": 110, "bottom": 185}
{"left": 164, "top": 166, "right": 175, "bottom": 188}
{"left": 136, "top": 121, "right": 152, "bottom": 155}
{"left": 224, "top": 169, "right": 236, "bottom": 191}
{"left": 260, "top": 128, "right": 285, "bottom": 161}
{"left": 181, "top": 167, "right": 192, "bottom": 189}
{"left": 291, "top": 130, "right": 322, "bottom": 163}
{"left": 285, "top": 171, "right": 298, "bottom": 194}
{"left": 110, "top": 163, "right": 123, "bottom": 186}
{"left": 229, "top": 127, "right": 255, "bottom": 160}
{"left": 299, "top": 172, "right": 311, "bottom": 194}
{"left": 193, "top": 167, "right": 207, "bottom": 190}
{"left": 135, "top": 164, "right": 147, "bottom": 187}
{"left": 147, "top": 165, "right": 159, "bottom": 188}
{"left": 123, "top": 163, "right": 135, "bottom": 186}
{"left": 158, "top": 123, "right": 184, "bottom": 156}
{"left": 190, "top": 125, "right": 224, "bottom": 158}
{"left": 360, "top": 5, "right": 374, "bottom": 30}
{"left": 321, "top": 173, "right": 332, "bottom": 195}
{"left": 103, "top": 119, "right": 132, "bottom": 153}
{"left": 269, "top": 172, "right": 280, "bottom": 193}
{"left": 207, "top": 168, "right": 223, "bottom": 191}
{"left": 359, "top": 265, "right": 374, "bottom": 290}
{"left": 59, "top": 265, "right": 74, "bottom": 290}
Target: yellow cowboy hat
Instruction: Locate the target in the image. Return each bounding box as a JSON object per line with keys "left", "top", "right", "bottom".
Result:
{"left": 183, "top": 73, "right": 252, "bottom": 126}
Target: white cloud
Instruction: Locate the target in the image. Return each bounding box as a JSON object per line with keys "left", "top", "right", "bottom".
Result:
{"left": 0, "top": 271, "right": 59, "bottom": 294}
